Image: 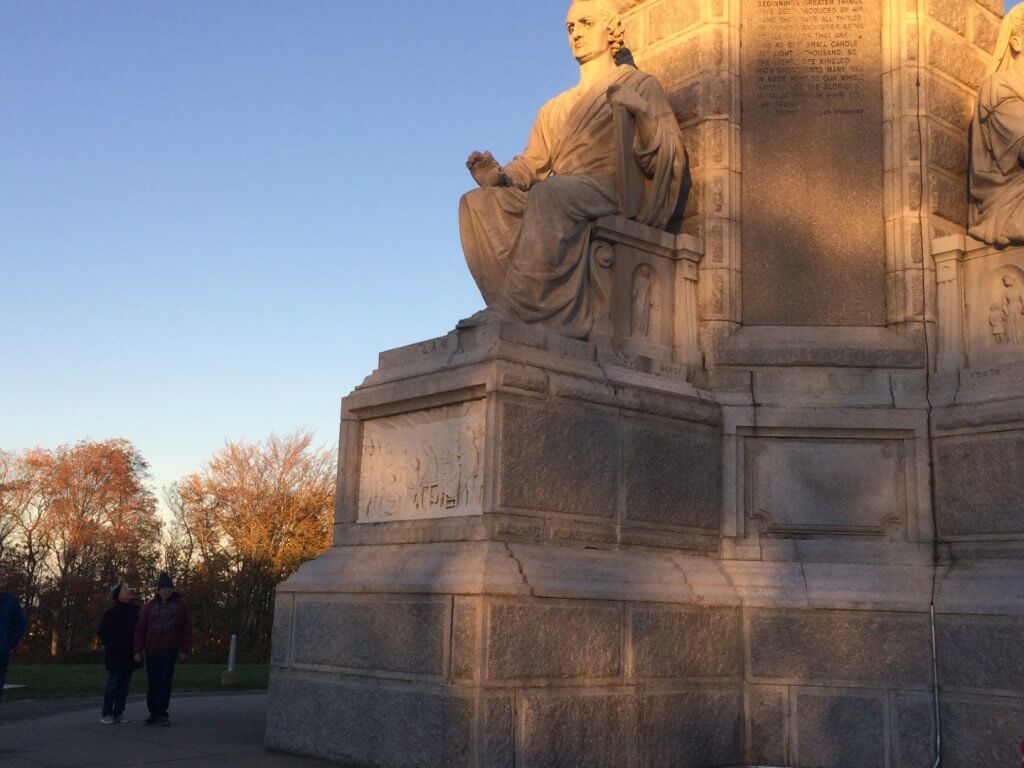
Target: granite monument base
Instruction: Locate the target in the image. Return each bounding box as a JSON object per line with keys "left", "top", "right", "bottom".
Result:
{"left": 266, "top": 544, "right": 1024, "bottom": 767}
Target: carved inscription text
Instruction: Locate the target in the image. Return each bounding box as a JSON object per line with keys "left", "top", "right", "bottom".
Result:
{"left": 740, "top": 0, "right": 886, "bottom": 326}
{"left": 750, "top": 0, "right": 870, "bottom": 115}
{"left": 357, "top": 401, "right": 485, "bottom": 523}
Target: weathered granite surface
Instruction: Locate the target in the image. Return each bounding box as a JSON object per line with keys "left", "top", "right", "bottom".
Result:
{"left": 265, "top": 1, "right": 1024, "bottom": 766}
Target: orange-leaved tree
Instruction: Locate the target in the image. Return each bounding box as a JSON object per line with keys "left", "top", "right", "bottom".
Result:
{"left": 165, "top": 430, "right": 335, "bottom": 660}
{"left": 0, "top": 440, "right": 162, "bottom": 658}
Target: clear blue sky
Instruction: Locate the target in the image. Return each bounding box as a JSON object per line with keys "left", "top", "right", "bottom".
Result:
{"left": 1, "top": 1, "right": 581, "bottom": 506}
{"left": 1, "top": 2, "right": 1013, "bottom": 508}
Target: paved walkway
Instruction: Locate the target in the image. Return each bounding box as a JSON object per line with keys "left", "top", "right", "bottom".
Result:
{"left": 0, "top": 691, "right": 335, "bottom": 767}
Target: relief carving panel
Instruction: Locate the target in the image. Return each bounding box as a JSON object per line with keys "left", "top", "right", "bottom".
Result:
{"left": 987, "top": 267, "right": 1024, "bottom": 346}
{"left": 631, "top": 263, "right": 660, "bottom": 340}
{"left": 357, "top": 401, "right": 485, "bottom": 523}
{"left": 961, "top": 248, "right": 1024, "bottom": 367}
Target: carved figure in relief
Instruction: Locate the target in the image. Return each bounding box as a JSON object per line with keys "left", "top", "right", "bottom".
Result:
{"left": 969, "top": 5, "right": 1024, "bottom": 246}
{"left": 459, "top": 0, "right": 688, "bottom": 339}
{"left": 631, "top": 265, "right": 655, "bottom": 339}
{"left": 1002, "top": 274, "right": 1024, "bottom": 343}
{"left": 990, "top": 302, "right": 1008, "bottom": 343}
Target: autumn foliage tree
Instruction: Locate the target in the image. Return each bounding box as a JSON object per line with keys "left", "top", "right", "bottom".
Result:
{"left": 165, "top": 430, "right": 335, "bottom": 659}
{"left": 0, "top": 432, "right": 334, "bottom": 663}
{"left": 0, "top": 440, "right": 162, "bottom": 659}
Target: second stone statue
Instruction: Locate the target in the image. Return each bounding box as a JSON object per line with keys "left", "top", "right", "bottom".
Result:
{"left": 458, "top": 0, "right": 689, "bottom": 339}
{"left": 970, "top": 4, "right": 1024, "bottom": 246}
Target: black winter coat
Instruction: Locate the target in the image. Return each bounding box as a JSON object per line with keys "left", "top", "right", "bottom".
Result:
{"left": 97, "top": 602, "right": 140, "bottom": 672}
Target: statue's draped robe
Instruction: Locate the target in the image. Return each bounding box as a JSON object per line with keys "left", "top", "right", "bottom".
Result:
{"left": 970, "top": 71, "right": 1024, "bottom": 246}
{"left": 459, "top": 64, "right": 687, "bottom": 339}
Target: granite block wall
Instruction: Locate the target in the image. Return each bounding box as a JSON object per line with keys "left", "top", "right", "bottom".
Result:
{"left": 271, "top": 592, "right": 1024, "bottom": 767}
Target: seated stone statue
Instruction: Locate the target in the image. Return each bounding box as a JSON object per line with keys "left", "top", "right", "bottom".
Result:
{"left": 970, "top": 5, "right": 1024, "bottom": 246}
{"left": 459, "top": 0, "right": 688, "bottom": 339}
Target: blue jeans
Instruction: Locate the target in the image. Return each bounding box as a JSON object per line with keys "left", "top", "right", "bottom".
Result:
{"left": 102, "top": 669, "right": 133, "bottom": 717}
{"left": 0, "top": 655, "right": 8, "bottom": 703}
{"left": 145, "top": 653, "right": 177, "bottom": 718}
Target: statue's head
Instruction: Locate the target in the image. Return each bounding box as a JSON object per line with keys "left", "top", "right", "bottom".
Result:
{"left": 990, "top": 4, "right": 1024, "bottom": 74}
{"left": 566, "top": 0, "right": 625, "bottom": 64}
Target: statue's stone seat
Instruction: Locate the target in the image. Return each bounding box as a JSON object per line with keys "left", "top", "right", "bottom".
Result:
{"left": 933, "top": 234, "right": 1024, "bottom": 393}
{"left": 587, "top": 215, "right": 704, "bottom": 368}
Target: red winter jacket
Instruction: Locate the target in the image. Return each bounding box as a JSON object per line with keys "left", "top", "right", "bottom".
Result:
{"left": 134, "top": 592, "right": 193, "bottom": 656}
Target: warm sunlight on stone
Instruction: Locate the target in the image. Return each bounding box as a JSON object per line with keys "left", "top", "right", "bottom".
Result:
{"left": 262, "top": 1, "right": 1024, "bottom": 766}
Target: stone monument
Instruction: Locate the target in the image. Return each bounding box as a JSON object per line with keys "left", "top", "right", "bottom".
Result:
{"left": 266, "top": 0, "right": 1024, "bottom": 765}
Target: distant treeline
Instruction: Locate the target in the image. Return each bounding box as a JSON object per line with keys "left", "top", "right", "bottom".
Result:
{"left": 0, "top": 431, "right": 334, "bottom": 663}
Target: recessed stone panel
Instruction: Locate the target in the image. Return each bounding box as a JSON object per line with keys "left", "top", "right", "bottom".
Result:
{"left": 482, "top": 694, "right": 514, "bottom": 768}
{"left": 748, "top": 609, "right": 931, "bottom": 685}
{"left": 623, "top": 421, "right": 721, "bottom": 530}
{"left": 893, "top": 693, "right": 936, "bottom": 768}
{"left": 795, "top": 690, "right": 886, "bottom": 768}
{"left": 743, "top": 431, "right": 909, "bottom": 536}
{"left": 486, "top": 602, "right": 621, "bottom": 680}
{"left": 292, "top": 597, "right": 449, "bottom": 676}
{"left": 741, "top": 0, "right": 887, "bottom": 325}
{"left": 746, "top": 685, "right": 789, "bottom": 766}
{"left": 358, "top": 400, "right": 485, "bottom": 523}
{"left": 452, "top": 598, "right": 479, "bottom": 680}
{"left": 936, "top": 615, "right": 1024, "bottom": 692}
{"left": 498, "top": 400, "right": 618, "bottom": 518}
{"left": 521, "top": 693, "right": 632, "bottom": 768}
{"left": 934, "top": 431, "right": 1024, "bottom": 538}
{"left": 636, "top": 690, "right": 743, "bottom": 767}
{"left": 266, "top": 672, "right": 473, "bottom": 767}
{"left": 942, "top": 696, "right": 1024, "bottom": 767}
{"left": 631, "top": 605, "right": 741, "bottom": 678}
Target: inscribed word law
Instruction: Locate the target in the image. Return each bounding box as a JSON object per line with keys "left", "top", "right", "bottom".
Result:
{"left": 357, "top": 401, "right": 484, "bottom": 522}
{"left": 741, "top": 0, "right": 886, "bottom": 325}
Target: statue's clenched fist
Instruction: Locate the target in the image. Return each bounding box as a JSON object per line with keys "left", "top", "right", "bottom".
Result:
{"left": 466, "top": 150, "right": 505, "bottom": 188}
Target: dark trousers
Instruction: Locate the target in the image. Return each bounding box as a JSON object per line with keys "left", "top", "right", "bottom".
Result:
{"left": 102, "top": 669, "right": 133, "bottom": 717}
{"left": 145, "top": 652, "right": 177, "bottom": 717}
{"left": 0, "top": 655, "right": 8, "bottom": 703}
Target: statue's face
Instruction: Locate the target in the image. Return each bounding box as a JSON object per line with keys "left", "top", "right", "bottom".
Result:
{"left": 566, "top": 2, "right": 612, "bottom": 64}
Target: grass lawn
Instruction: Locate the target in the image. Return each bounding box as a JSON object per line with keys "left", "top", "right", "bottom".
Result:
{"left": 2, "top": 663, "right": 269, "bottom": 701}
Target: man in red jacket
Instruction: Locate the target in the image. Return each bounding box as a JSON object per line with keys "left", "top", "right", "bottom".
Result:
{"left": 133, "top": 572, "right": 193, "bottom": 726}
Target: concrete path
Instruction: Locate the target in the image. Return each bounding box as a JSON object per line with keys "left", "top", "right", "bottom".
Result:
{"left": 0, "top": 691, "right": 335, "bottom": 767}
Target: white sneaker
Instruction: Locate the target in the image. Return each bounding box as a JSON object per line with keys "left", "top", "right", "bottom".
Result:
{"left": 115, "top": 715, "right": 131, "bottom": 723}
{"left": 100, "top": 716, "right": 116, "bottom": 725}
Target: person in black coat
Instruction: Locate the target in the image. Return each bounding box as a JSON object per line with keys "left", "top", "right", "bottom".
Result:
{"left": 0, "top": 565, "right": 27, "bottom": 704}
{"left": 97, "top": 581, "right": 140, "bottom": 724}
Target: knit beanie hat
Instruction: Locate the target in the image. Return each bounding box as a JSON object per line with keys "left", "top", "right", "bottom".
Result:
{"left": 156, "top": 572, "right": 174, "bottom": 590}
